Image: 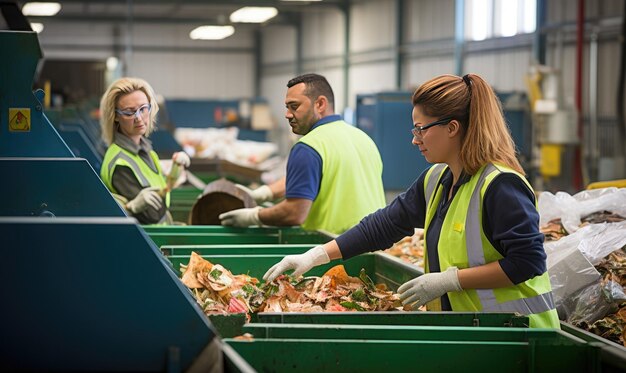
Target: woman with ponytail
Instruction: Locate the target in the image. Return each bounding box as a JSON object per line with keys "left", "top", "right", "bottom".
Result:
{"left": 263, "top": 74, "right": 559, "bottom": 328}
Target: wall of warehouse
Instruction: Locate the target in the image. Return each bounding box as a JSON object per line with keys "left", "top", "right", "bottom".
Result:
{"left": 255, "top": 0, "right": 625, "bottom": 184}
{"left": 258, "top": 0, "right": 624, "bottom": 119}
{"left": 37, "top": 21, "right": 257, "bottom": 100}
{"left": 31, "top": 0, "right": 625, "bottom": 182}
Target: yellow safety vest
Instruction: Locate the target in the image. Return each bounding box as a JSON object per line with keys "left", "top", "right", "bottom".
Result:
{"left": 423, "top": 163, "right": 560, "bottom": 328}
{"left": 101, "top": 143, "right": 170, "bottom": 212}
{"left": 298, "top": 120, "right": 386, "bottom": 234}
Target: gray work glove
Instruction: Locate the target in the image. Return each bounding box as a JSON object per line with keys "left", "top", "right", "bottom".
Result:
{"left": 263, "top": 245, "right": 330, "bottom": 282}
{"left": 398, "top": 267, "right": 462, "bottom": 309}
{"left": 235, "top": 184, "right": 273, "bottom": 204}
{"left": 219, "top": 206, "right": 262, "bottom": 227}
{"left": 125, "top": 187, "right": 163, "bottom": 214}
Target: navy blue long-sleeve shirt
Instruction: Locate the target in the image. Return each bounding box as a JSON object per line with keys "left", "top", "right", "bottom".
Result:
{"left": 336, "top": 165, "right": 546, "bottom": 310}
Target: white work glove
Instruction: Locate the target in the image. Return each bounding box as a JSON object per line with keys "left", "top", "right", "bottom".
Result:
{"left": 397, "top": 266, "right": 462, "bottom": 310}
{"left": 125, "top": 187, "right": 163, "bottom": 214}
{"left": 235, "top": 184, "right": 273, "bottom": 204}
{"left": 172, "top": 151, "right": 191, "bottom": 168}
{"left": 263, "top": 245, "right": 330, "bottom": 282}
{"left": 219, "top": 207, "right": 262, "bottom": 227}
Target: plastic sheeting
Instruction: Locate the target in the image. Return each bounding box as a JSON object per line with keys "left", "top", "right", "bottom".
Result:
{"left": 539, "top": 188, "right": 626, "bottom": 323}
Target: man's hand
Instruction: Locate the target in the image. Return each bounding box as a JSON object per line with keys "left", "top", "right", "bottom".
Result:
{"left": 172, "top": 151, "right": 191, "bottom": 168}
{"left": 263, "top": 245, "right": 330, "bottom": 282}
{"left": 397, "top": 267, "right": 462, "bottom": 309}
{"left": 126, "top": 187, "right": 163, "bottom": 214}
{"left": 219, "top": 207, "right": 262, "bottom": 227}
{"left": 235, "top": 184, "right": 273, "bottom": 204}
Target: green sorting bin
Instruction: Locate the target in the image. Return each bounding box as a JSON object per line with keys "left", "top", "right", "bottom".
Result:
{"left": 172, "top": 250, "right": 626, "bottom": 371}
{"left": 242, "top": 323, "right": 560, "bottom": 341}
{"left": 161, "top": 243, "right": 316, "bottom": 257}
{"left": 222, "top": 336, "right": 598, "bottom": 373}
{"left": 144, "top": 225, "right": 334, "bottom": 247}
{"left": 174, "top": 251, "right": 421, "bottom": 337}
{"left": 229, "top": 323, "right": 626, "bottom": 372}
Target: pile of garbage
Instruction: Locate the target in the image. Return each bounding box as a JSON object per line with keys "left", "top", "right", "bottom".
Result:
{"left": 179, "top": 252, "right": 404, "bottom": 320}
{"left": 539, "top": 188, "right": 626, "bottom": 346}
{"left": 384, "top": 228, "right": 425, "bottom": 270}
{"left": 174, "top": 127, "right": 278, "bottom": 168}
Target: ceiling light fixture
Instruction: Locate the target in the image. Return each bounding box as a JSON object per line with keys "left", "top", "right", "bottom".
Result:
{"left": 230, "top": 7, "right": 278, "bottom": 23}
{"left": 189, "top": 25, "right": 235, "bottom": 40}
{"left": 22, "top": 2, "right": 61, "bottom": 16}
{"left": 30, "top": 22, "right": 44, "bottom": 33}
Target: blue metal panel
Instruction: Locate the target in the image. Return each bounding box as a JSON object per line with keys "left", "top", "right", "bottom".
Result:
{"left": 238, "top": 128, "right": 268, "bottom": 142}
{"left": 0, "top": 217, "right": 216, "bottom": 371}
{"left": 356, "top": 92, "right": 430, "bottom": 190}
{"left": 0, "top": 31, "right": 73, "bottom": 157}
{"left": 57, "top": 123, "right": 104, "bottom": 171}
{"left": 150, "top": 128, "right": 183, "bottom": 158}
{"left": 497, "top": 92, "right": 532, "bottom": 162}
{"left": 165, "top": 99, "right": 239, "bottom": 128}
{"left": 0, "top": 157, "right": 125, "bottom": 217}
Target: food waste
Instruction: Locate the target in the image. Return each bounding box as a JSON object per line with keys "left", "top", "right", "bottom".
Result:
{"left": 384, "top": 229, "right": 425, "bottom": 269}
{"left": 179, "top": 252, "right": 405, "bottom": 319}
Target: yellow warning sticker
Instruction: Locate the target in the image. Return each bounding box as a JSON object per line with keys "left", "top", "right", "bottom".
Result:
{"left": 9, "top": 108, "right": 31, "bottom": 132}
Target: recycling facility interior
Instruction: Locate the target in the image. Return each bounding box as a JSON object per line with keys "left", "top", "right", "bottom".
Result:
{"left": 2, "top": 0, "right": 626, "bottom": 372}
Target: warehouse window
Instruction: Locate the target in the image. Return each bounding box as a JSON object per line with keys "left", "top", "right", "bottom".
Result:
{"left": 465, "top": 0, "right": 536, "bottom": 41}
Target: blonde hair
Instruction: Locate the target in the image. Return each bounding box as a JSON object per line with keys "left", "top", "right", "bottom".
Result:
{"left": 412, "top": 73, "right": 523, "bottom": 175}
{"left": 99, "top": 77, "right": 160, "bottom": 145}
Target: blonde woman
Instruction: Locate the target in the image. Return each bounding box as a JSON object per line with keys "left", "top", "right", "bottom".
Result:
{"left": 264, "top": 73, "right": 560, "bottom": 328}
{"left": 99, "top": 77, "right": 190, "bottom": 224}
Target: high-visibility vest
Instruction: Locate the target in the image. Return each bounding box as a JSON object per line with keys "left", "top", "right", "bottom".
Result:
{"left": 101, "top": 143, "right": 170, "bottom": 210}
{"left": 423, "top": 163, "right": 560, "bottom": 328}
{"left": 298, "top": 120, "right": 386, "bottom": 234}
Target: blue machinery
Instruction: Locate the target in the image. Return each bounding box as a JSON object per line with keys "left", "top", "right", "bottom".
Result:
{"left": 0, "top": 21, "right": 251, "bottom": 371}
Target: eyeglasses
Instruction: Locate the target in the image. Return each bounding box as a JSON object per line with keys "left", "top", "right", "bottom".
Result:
{"left": 116, "top": 104, "right": 151, "bottom": 119}
{"left": 411, "top": 117, "right": 453, "bottom": 137}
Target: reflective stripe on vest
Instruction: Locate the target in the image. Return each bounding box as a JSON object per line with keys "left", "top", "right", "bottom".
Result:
{"left": 108, "top": 152, "right": 151, "bottom": 187}
{"left": 425, "top": 164, "right": 446, "bottom": 205}
{"left": 467, "top": 164, "right": 555, "bottom": 315}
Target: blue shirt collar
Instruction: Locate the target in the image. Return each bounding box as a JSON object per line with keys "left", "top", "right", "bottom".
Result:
{"left": 311, "top": 114, "right": 342, "bottom": 131}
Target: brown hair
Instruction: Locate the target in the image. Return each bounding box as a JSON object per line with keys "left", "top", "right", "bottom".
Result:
{"left": 412, "top": 73, "right": 523, "bottom": 175}
{"left": 99, "top": 77, "right": 160, "bottom": 145}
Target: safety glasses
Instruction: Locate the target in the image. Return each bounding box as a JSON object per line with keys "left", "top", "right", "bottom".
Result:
{"left": 116, "top": 103, "right": 151, "bottom": 119}
{"left": 411, "top": 117, "right": 453, "bottom": 137}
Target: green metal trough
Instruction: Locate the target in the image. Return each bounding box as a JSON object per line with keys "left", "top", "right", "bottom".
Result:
{"left": 144, "top": 225, "right": 335, "bottom": 247}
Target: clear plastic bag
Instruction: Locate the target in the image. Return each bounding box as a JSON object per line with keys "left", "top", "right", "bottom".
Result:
{"left": 561, "top": 280, "right": 626, "bottom": 325}
{"left": 538, "top": 188, "right": 626, "bottom": 234}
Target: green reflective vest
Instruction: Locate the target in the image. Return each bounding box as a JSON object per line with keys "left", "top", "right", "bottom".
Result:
{"left": 423, "top": 163, "right": 560, "bottom": 328}
{"left": 298, "top": 120, "right": 386, "bottom": 234}
{"left": 100, "top": 143, "right": 170, "bottom": 209}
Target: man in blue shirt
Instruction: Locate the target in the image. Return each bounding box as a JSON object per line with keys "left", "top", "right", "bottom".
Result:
{"left": 220, "top": 73, "right": 386, "bottom": 234}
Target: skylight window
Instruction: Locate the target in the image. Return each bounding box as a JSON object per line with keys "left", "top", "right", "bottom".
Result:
{"left": 465, "top": 0, "right": 536, "bottom": 41}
